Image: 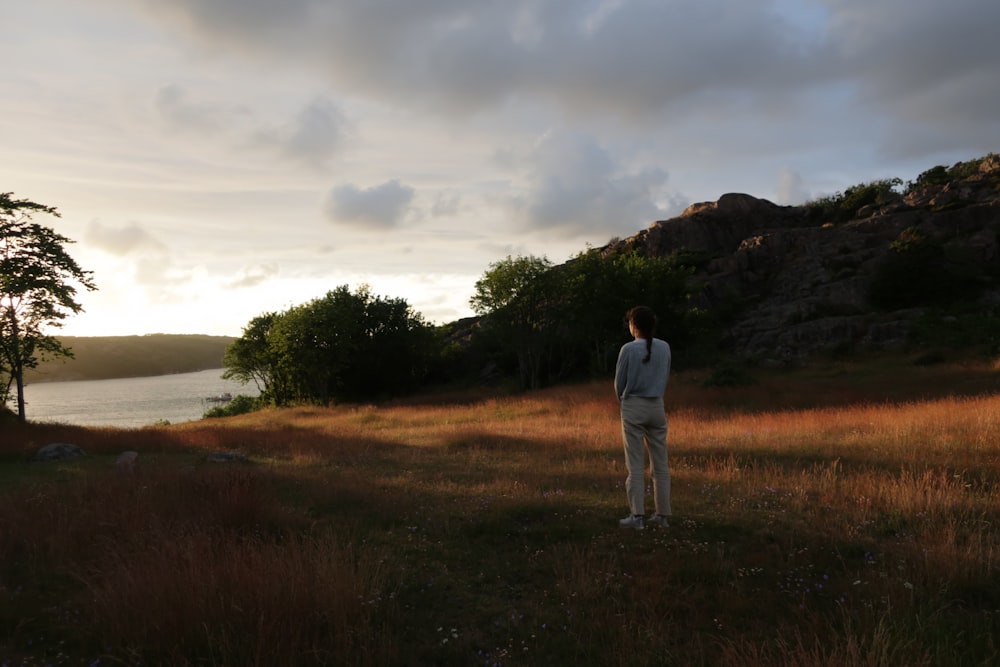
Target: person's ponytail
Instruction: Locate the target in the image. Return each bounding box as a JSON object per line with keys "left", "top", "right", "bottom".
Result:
{"left": 625, "top": 306, "right": 657, "bottom": 364}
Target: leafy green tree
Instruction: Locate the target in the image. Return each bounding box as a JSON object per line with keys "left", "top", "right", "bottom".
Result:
{"left": 557, "top": 248, "right": 698, "bottom": 376}
{"left": 0, "top": 193, "right": 96, "bottom": 423}
{"left": 470, "top": 250, "right": 700, "bottom": 388}
{"left": 470, "top": 255, "right": 556, "bottom": 389}
{"left": 224, "top": 285, "right": 434, "bottom": 406}
{"left": 267, "top": 288, "right": 364, "bottom": 404}
{"left": 554, "top": 248, "right": 631, "bottom": 376}
{"left": 222, "top": 312, "right": 278, "bottom": 396}
{"left": 343, "top": 290, "right": 437, "bottom": 399}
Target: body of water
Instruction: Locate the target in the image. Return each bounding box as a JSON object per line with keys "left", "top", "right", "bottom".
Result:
{"left": 19, "top": 369, "right": 258, "bottom": 428}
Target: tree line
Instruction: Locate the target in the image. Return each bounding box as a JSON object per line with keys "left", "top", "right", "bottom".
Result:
{"left": 216, "top": 249, "right": 711, "bottom": 413}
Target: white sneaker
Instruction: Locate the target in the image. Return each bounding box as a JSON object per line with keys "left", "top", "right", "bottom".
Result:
{"left": 647, "top": 514, "right": 670, "bottom": 528}
{"left": 619, "top": 514, "right": 644, "bottom": 530}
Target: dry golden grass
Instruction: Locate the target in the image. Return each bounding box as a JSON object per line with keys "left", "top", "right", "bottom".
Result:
{"left": 1, "top": 358, "right": 998, "bottom": 665}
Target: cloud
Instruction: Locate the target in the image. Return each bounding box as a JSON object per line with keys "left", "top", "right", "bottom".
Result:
{"left": 84, "top": 220, "right": 166, "bottom": 255}
{"left": 84, "top": 220, "right": 179, "bottom": 288}
{"left": 225, "top": 262, "right": 279, "bottom": 289}
{"left": 431, "top": 193, "right": 461, "bottom": 217}
{"left": 776, "top": 168, "right": 810, "bottom": 206}
{"left": 114, "top": 0, "right": 1000, "bottom": 153}
{"left": 510, "top": 130, "right": 672, "bottom": 236}
{"left": 252, "top": 97, "right": 350, "bottom": 168}
{"left": 154, "top": 84, "right": 224, "bottom": 133}
{"left": 133, "top": 254, "right": 177, "bottom": 286}
{"left": 154, "top": 84, "right": 350, "bottom": 167}
{"left": 324, "top": 180, "right": 415, "bottom": 229}
{"left": 70, "top": 0, "right": 1000, "bottom": 166}
{"left": 823, "top": 0, "right": 1000, "bottom": 158}
{"left": 119, "top": 1, "right": 830, "bottom": 120}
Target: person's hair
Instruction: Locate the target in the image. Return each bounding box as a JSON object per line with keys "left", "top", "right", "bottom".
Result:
{"left": 625, "top": 306, "right": 657, "bottom": 363}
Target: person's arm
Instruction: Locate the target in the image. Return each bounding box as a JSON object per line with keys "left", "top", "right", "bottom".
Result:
{"left": 614, "top": 346, "right": 629, "bottom": 400}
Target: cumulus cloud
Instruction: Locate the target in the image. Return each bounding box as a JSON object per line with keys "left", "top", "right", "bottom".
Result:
{"left": 510, "top": 130, "right": 671, "bottom": 236}
{"left": 154, "top": 84, "right": 350, "bottom": 167}
{"left": 324, "top": 180, "right": 415, "bottom": 229}
{"left": 253, "top": 97, "right": 350, "bottom": 168}
{"left": 85, "top": 220, "right": 166, "bottom": 255}
{"left": 84, "top": 220, "right": 179, "bottom": 287}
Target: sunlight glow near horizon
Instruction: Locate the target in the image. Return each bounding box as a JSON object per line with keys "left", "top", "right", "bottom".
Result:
{"left": 52, "top": 271, "right": 480, "bottom": 338}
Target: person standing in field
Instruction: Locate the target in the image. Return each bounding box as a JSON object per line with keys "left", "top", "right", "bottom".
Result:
{"left": 615, "top": 305, "right": 672, "bottom": 530}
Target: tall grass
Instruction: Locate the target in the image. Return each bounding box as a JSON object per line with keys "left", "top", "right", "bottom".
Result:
{"left": 1, "top": 359, "right": 998, "bottom": 665}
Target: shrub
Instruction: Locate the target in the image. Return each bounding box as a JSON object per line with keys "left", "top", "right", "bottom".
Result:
{"left": 204, "top": 394, "right": 264, "bottom": 418}
{"left": 868, "top": 228, "right": 979, "bottom": 310}
{"left": 807, "top": 178, "right": 903, "bottom": 223}
{"left": 702, "top": 362, "right": 758, "bottom": 387}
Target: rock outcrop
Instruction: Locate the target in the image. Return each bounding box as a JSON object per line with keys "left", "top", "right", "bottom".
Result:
{"left": 604, "top": 154, "right": 1000, "bottom": 362}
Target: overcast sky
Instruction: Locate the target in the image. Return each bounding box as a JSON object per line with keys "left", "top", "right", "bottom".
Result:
{"left": 3, "top": 0, "right": 997, "bottom": 337}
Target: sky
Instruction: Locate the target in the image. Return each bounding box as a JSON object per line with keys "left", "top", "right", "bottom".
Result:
{"left": 3, "top": 0, "right": 998, "bottom": 338}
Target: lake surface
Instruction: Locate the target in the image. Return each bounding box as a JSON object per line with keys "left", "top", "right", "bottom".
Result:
{"left": 20, "top": 369, "right": 259, "bottom": 428}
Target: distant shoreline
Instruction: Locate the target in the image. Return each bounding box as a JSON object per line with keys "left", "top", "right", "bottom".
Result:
{"left": 24, "top": 334, "right": 235, "bottom": 384}
{"left": 26, "top": 367, "right": 227, "bottom": 385}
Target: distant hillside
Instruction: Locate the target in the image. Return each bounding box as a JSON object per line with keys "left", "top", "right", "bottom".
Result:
{"left": 24, "top": 334, "right": 236, "bottom": 383}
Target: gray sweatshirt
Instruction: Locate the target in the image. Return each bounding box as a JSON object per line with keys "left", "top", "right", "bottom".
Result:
{"left": 614, "top": 337, "right": 671, "bottom": 400}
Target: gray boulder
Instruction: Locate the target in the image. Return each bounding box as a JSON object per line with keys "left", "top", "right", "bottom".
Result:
{"left": 33, "top": 443, "right": 86, "bottom": 462}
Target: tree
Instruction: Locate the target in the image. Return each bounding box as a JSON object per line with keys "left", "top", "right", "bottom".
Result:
{"left": 553, "top": 248, "right": 698, "bottom": 376}
{"left": 1, "top": 193, "right": 96, "bottom": 423}
{"left": 470, "top": 249, "right": 703, "bottom": 388}
{"left": 470, "top": 255, "right": 556, "bottom": 389}
{"left": 221, "top": 312, "right": 279, "bottom": 396}
{"left": 223, "top": 285, "right": 435, "bottom": 406}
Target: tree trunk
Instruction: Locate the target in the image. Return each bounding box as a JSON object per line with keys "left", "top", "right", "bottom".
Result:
{"left": 15, "top": 364, "right": 25, "bottom": 423}
{"left": 7, "top": 312, "right": 26, "bottom": 423}
{"left": 10, "top": 318, "right": 27, "bottom": 424}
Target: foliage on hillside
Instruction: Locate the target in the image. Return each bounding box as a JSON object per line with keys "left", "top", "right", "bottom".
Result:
{"left": 805, "top": 153, "right": 998, "bottom": 223}
{"left": 805, "top": 177, "right": 904, "bottom": 223}
{"left": 22, "top": 334, "right": 235, "bottom": 383}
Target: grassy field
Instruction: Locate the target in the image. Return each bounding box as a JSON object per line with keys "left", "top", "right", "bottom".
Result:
{"left": 1, "top": 357, "right": 999, "bottom": 666}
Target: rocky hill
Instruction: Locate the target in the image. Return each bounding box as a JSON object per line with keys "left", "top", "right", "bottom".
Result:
{"left": 604, "top": 153, "right": 1000, "bottom": 363}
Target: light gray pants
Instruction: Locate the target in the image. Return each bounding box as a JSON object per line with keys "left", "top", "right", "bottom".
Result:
{"left": 620, "top": 396, "right": 671, "bottom": 517}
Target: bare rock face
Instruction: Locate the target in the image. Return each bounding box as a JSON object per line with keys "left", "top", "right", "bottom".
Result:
{"left": 604, "top": 154, "right": 1000, "bottom": 361}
